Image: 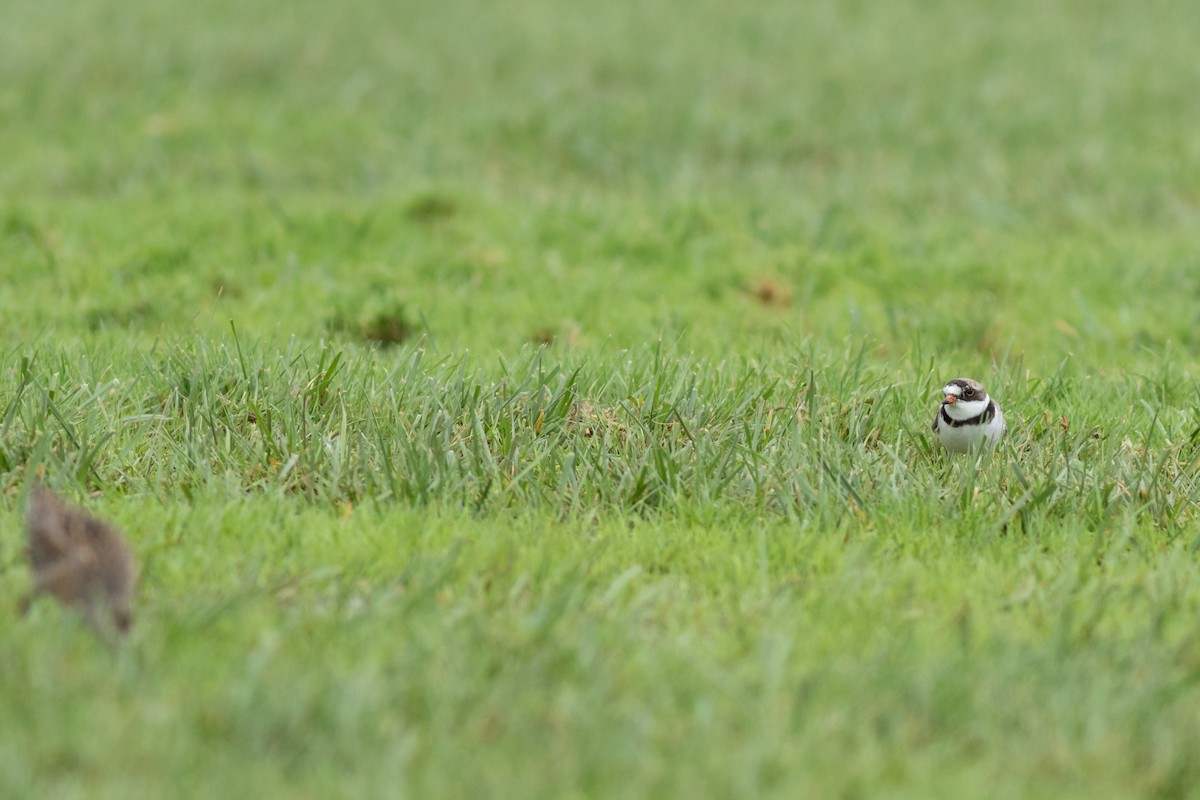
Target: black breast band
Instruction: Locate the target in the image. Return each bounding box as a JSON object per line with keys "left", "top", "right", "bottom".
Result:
{"left": 940, "top": 399, "right": 996, "bottom": 428}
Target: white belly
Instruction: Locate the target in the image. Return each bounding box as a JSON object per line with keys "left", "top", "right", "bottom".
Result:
{"left": 937, "top": 408, "right": 1005, "bottom": 454}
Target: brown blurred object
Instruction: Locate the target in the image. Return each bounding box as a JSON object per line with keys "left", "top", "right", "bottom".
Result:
{"left": 21, "top": 486, "right": 138, "bottom": 637}
{"left": 748, "top": 277, "right": 792, "bottom": 307}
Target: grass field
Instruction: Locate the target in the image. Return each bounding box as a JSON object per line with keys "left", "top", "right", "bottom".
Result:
{"left": 4, "top": 0, "right": 1200, "bottom": 796}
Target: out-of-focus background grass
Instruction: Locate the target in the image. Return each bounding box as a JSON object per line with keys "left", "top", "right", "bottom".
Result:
{"left": 4, "top": 0, "right": 1199, "bottom": 362}
{"left": 4, "top": 0, "right": 1200, "bottom": 797}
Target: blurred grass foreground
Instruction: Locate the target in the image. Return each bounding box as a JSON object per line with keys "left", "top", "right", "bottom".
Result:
{"left": 4, "top": 0, "right": 1200, "bottom": 798}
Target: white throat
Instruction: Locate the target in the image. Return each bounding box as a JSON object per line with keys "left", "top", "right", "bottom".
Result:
{"left": 943, "top": 397, "right": 989, "bottom": 421}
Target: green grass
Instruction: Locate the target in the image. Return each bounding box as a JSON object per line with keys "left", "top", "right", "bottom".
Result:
{"left": 4, "top": 0, "right": 1200, "bottom": 796}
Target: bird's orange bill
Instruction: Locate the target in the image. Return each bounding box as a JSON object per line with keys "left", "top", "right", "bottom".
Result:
{"left": 945, "top": 395, "right": 957, "bottom": 404}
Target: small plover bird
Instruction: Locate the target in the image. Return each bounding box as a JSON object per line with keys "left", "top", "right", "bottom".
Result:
{"left": 932, "top": 378, "right": 1006, "bottom": 454}
{"left": 21, "top": 486, "right": 138, "bottom": 637}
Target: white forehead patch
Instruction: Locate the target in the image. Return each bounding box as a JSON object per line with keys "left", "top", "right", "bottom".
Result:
{"left": 942, "top": 384, "right": 963, "bottom": 397}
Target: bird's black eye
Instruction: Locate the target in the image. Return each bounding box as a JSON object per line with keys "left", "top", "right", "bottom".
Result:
{"left": 964, "top": 387, "right": 975, "bottom": 398}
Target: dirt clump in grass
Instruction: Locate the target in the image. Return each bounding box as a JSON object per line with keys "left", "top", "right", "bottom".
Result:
{"left": 747, "top": 276, "right": 792, "bottom": 308}
{"left": 405, "top": 193, "right": 457, "bottom": 223}
{"left": 328, "top": 303, "right": 416, "bottom": 347}
{"left": 529, "top": 327, "right": 556, "bottom": 345}
{"left": 568, "top": 400, "right": 627, "bottom": 440}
